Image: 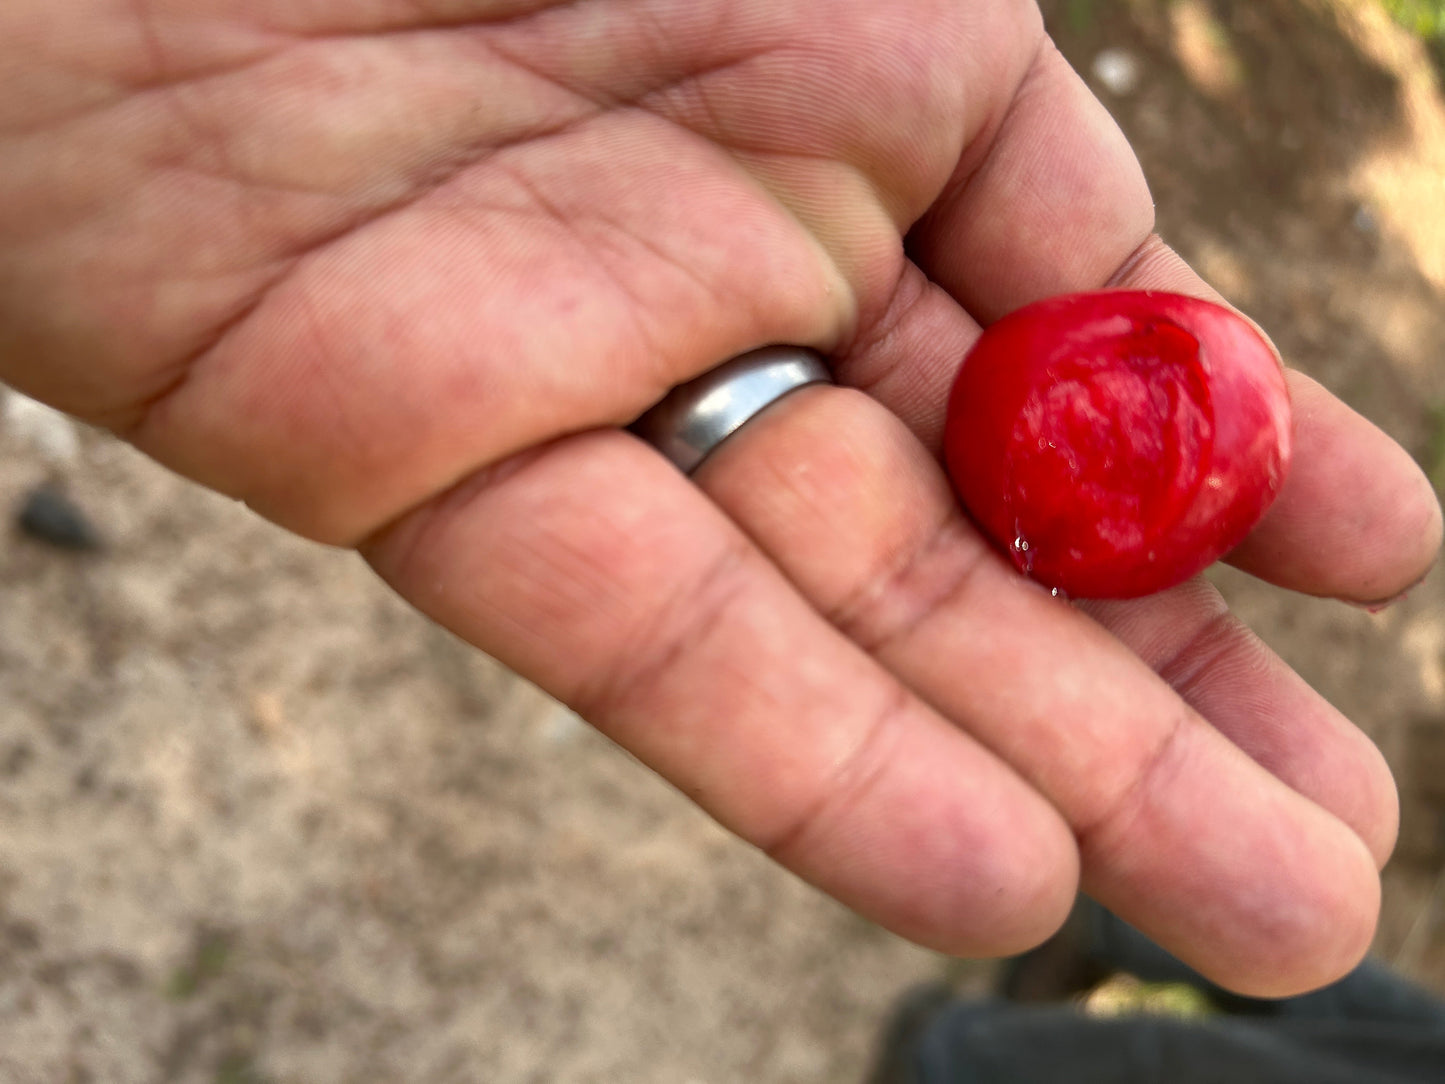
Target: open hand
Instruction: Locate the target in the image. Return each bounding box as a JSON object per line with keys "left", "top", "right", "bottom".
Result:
{"left": 2, "top": 0, "right": 1439, "bottom": 996}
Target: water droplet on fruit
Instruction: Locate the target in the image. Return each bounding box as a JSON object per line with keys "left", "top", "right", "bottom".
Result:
{"left": 1010, "top": 525, "right": 1036, "bottom": 574}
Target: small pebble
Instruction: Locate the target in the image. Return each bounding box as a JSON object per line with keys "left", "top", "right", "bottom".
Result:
{"left": 16, "top": 484, "right": 103, "bottom": 551}
{"left": 542, "top": 703, "right": 585, "bottom": 746}
{"left": 1092, "top": 48, "right": 1142, "bottom": 96}
{"left": 2, "top": 390, "right": 80, "bottom": 464}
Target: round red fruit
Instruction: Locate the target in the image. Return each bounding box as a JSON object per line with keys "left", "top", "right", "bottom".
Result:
{"left": 943, "top": 291, "right": 1292, "bottom": 599}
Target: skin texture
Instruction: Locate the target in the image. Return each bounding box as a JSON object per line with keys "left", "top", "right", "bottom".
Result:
{"left": 944, "top": 291, "right": 1293, "bottom": 599}
{"left": 1, "top": 0, "right": 1441, "bottom": 996}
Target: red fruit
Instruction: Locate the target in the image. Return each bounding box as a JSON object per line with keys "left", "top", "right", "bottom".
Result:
{"left": 943, "top": 291, "right": 1292, "bottom": 599}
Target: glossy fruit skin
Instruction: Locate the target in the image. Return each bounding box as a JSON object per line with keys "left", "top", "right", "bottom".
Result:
{"left": 943, "top": 291, "right": 1292, "bottom": 599}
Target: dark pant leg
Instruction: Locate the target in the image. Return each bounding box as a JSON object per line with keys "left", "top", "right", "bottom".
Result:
{"left": 913, "top": 1002, "right": 1445, "bottom": 1084}
{"left": 908, "top": 901, "right": 1445, "bottom": 1083}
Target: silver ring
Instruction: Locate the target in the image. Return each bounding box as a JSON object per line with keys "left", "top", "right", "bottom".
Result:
{"left": 631, "top": 346, "right": 833, "bottom": 474}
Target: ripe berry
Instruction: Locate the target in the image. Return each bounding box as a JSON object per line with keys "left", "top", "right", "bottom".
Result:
{"left": 944, "top": 291, "right": 1292, "bottom": 599}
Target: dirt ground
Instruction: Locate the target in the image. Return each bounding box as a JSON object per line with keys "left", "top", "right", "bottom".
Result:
{"left": 1, "top": 1, "right": 1443, "bottom": 1082}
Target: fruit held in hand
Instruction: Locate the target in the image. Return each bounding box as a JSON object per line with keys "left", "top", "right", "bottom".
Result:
{"left": 943, "top": 291, "right": 1292, "bottom": 599}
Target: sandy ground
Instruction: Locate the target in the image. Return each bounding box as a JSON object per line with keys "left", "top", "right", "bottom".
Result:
{"left": 0, "top": 433, "right": 950, "bottom": 1083}
{"left": 1, "top": 1, "right": 1443, "bottom": 1081}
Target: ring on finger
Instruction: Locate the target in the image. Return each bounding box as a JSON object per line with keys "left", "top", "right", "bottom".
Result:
{"left": 630, "top": 346, "right": 833, "bottom": 474}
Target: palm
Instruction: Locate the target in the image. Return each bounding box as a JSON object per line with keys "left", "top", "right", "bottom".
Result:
{"left": 8, "top": 0, "right": 993, "bottom": 527}
{"left": 3, "top": 0, "right": 1439, "bottom": 997}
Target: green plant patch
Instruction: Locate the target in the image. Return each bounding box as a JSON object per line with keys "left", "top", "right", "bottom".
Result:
{"left": 1380, "top": 0, "right": 1445, "bottom": 43}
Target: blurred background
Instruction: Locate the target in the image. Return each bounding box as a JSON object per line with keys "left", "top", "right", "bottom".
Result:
{"left": 1, "top": 1, "right": 1443, "bottom": 1080}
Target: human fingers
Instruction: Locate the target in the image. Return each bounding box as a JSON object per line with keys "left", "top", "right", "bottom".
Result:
{"left": 1227, "top": 373, "right": 1442, "bottom": 603}
{"left": 852, "top": 38, "right": 1409, "bottom": 885}
{"left": 362, "top": 430, "right": 1079, "bottom": 956}
{"left": 901, "top": 42, "right": 1440, "bottom": 601}
{"left": 832, "top": 259, "right": 1399, "bottom": 870}
{"left": 694, "top": 380, "right": 1377, "bottom": 996}
{"left": 1076, "top": 580, "right": 1398, "bottom": 867}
